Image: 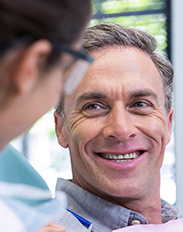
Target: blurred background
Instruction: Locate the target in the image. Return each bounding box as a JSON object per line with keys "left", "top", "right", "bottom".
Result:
{"left": 11, "top": 0, "right": 183, "bottom": 217}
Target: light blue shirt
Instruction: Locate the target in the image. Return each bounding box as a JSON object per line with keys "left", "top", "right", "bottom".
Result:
{"left": 55, "top": 178, "right": 179, "bottom": 232}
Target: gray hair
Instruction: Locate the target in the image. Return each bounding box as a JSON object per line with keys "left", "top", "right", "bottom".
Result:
{"left": 56, "top": 22, "right": 173, "bottom": 114}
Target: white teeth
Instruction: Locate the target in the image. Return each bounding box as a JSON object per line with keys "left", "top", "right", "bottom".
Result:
{"left": 109, "top": 154, "right": 113, "bottom": 159}
{"left": 102, "top": 152, "right": 139, "bottom": 161}
{"left": 124, "top": 154, "right": 130, "bottom": 159}
{"left": 115, "top": 160, "right": 128, "bottom": 163}
{"left": 113, "top": 155, "right": 117, "bottom": 159}
{"left": 131, "top": 152, "right": 138, "bottom": 159}
{"left": 129, "top": 153, "right": 133, "bottom": 158}
{"left": 118, "top": 154, "right": 124, "bottom": 159}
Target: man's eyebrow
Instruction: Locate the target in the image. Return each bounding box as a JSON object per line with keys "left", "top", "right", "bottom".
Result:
{"left": 129, "top": 89, "right": 158, "bottom": 101}
{"left": 75, "top": 89, "right": 159, "bottom": 105}
{"left": 76, "top": 92, "right": 107, "bottom": 105}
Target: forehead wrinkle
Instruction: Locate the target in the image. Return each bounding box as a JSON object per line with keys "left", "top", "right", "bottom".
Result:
{"left": 129, "top": 89, "right": 160, "bottom": 105}
{"left": 76, "top": 92, "right": 107, "bottom": 106}
{"left": 129, "top": 89, "right": 158, "bottom": 99}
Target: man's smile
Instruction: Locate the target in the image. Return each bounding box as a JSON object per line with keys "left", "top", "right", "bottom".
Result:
{"left": 97, "top": 151, "right": 143, "bottom": 162}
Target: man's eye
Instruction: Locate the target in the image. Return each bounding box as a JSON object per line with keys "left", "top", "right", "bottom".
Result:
{"left": 82, "top": 103, "right": 109, "bottom": 117}
{"left": 133, "top": 102, "right": 148, "bottom": 107}
{"left": 128, "top": 101, "right": 153, "bottom": 115}
{"left": 84, "top": 104, "right": 101, "bottom": 110}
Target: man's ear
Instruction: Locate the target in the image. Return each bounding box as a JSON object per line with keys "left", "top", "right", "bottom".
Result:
{"left": 11, "top": 40, "right": 52, "bottom": 95}
{"left": 166, "top": 107, "right": 174, "bottom": 145}
{"left": 54, "top": 111, "right": 69, "bottom": 148}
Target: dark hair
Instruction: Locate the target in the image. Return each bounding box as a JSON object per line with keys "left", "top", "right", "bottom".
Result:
{"left": 0, "top": 0, "right": 91, "bottom": 107}
{"left": 0, "top": 0, "right": 91, "bottom": 44}
{"left": 0, "top": 0, "right": 91, "bottom": 65}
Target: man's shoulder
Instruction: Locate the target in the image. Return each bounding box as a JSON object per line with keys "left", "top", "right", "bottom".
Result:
{"left": 161, "top": 199, "right": 179, "bottom": 223}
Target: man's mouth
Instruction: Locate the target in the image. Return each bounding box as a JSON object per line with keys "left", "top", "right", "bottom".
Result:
{"left": 98, "top": 151, "right": 143, "bottom": 162}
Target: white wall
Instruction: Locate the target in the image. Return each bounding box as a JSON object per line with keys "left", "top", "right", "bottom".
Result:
{"left": 172, "top": 0, "right": 183, "bottom": 217}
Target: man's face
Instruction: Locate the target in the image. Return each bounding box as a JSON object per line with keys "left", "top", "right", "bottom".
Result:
{"left": 55, "top": 46, "right": 173, "bottom": 202}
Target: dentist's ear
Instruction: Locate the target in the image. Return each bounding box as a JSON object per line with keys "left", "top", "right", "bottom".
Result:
{"left": 54, "top": 111, "right": 69, "bottom": 148}
{"left": 10, "top": 40, "right": 52, "bottom": 96}
{"left": 166, "top": 107, "right": 174, "bottom": 145}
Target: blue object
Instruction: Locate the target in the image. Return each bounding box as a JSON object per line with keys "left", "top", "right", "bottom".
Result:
{"left": 0, "top": 144, "right": 50, "bottom": 206}
{"left": 66, "top": 208, "right": 93, "bottom": 231}
{"left": 0, "top": 144, "right": 67, "bottom": 232}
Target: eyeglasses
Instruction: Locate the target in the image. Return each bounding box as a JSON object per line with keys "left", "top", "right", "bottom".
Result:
{"left": 0, "top": 36, "right": 94, "bottom": 95}
{"left": 52, "top": 41, "right": 93, "bottom": 95}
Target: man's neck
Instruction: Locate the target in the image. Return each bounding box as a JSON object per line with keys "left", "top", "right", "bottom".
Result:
{"left": 117, "top": 194, "right": 162, "bottom": 224}
{"left": 107, "top": 174, "right": 162, "bottom": 224}
{"left": 73, "top": 173, "right": 162, "bottom": 224}
{"left": 93, "top": 190, "right": 162, "bottom": 224}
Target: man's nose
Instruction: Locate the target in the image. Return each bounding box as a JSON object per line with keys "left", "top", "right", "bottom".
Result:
{"left": 102, "top": 104, "right": 137, "bottom": 142}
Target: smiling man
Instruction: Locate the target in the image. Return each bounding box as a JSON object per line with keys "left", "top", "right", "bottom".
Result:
{"left": 54, "top": 23, "right": 178, "bottom": 232}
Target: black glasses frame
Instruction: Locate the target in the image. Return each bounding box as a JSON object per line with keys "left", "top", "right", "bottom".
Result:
{"left": 0, "top": 36, "right": 93, "bottom": 64}
{"left": 52, "top": 41, "right": 93, "bottom": 63}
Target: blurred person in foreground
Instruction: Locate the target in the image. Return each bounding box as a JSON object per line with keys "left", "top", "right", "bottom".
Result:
{"left": 54, "top": 23, "right": 180, "bottom": 231}
{"left": 0, "top": 0, "right": 93, "bottom": 231}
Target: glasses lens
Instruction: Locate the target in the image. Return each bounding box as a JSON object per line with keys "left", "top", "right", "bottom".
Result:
{"left": 64, "top": 59, "right": 90, "bottom": 95}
